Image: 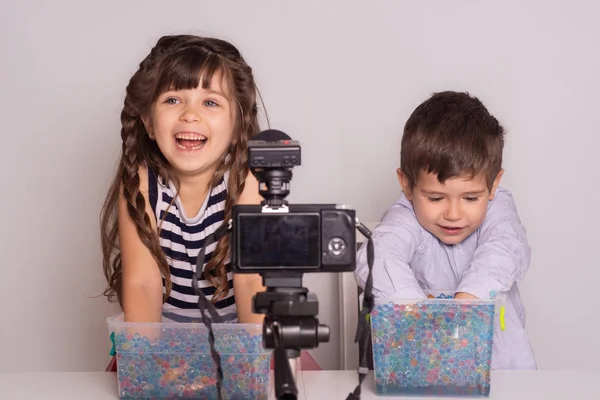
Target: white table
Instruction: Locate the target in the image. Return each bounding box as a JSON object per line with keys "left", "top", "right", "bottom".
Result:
{"left": 0, "top": 371, "right": 289, "bottom": 400}
{"left": 0, "top": 370, "right": 598, "bottom": 399}
{"left": 300, "top": 370, "right": 600, "bottom": 400}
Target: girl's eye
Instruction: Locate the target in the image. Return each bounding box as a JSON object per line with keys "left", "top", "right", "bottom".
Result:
{"left": 165, "top": 97, "right": 180, "bottom": 105}
{"left": 204, "top": 99, "right": 219, "bottom": 107}
{"left": 427, "top": 197, "right": 443, "bottom": 203}
{"left": 464, "top": 197, "right": 479, "bottom": 202}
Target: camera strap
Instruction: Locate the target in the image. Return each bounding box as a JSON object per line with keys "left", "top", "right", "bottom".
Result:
{"left": 193, "top": 220, "right": 233, "bottom": 322}
{"left": 193, "top": 233, "right": 224, "bottom": 323}
{"left": 346, "top": 223, "right": 375, "bottom": 400}
{"left": 192, "top": 220, "right": 232, "bottom": 400}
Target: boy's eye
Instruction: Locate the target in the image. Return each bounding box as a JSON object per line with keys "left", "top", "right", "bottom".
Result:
{"left": 427, "top": 197, "right": 443, "bottom": 203}
{"left": 464, "top": 197, "right": 480, "bottom": 202}
{"left": 204, "top": 99, "right": 219, "bottom": 107}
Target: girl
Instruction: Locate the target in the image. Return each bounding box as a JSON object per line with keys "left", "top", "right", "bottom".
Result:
{"left": 101, "top": 34, "right": 264, "bottom": 324}
{"left": 101, "top": 34, "right": 321, "bottom": 370}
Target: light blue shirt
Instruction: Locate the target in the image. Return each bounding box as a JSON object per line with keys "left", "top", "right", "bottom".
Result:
{"left": 355, "top": 186, "right": 537, "bottom": 369}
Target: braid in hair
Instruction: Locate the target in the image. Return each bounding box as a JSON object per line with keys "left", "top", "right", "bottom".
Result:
{"left": 202, "top": 47, "right": 260, "bottom": 302}
{"left": 101, "top": 162, "right": 124, "bottom": 303}
{"left": 203, "top": 129, "right": 253, "bottom": 301}
{"left": 101, "top": 48, "right": 175, "bottom": 304}
{"left": 119, "top": 108, "right": 173, "bottom": 302}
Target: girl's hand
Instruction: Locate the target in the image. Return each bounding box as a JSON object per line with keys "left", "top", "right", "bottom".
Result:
{"left": 233, "top": 273, "right": 265, "bottom": 324}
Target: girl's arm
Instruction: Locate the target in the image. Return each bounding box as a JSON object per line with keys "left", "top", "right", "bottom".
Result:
{"left": 118, "top": 165, "right": 164, "bottom": 323}
{"left": 233, "top": 172, "right": 266, "bottom": 324}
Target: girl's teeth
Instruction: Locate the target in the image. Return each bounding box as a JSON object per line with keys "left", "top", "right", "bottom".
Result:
{"left": 176, "top": 137, "right": 206, "bottom": 150}
{"left": 175, "top": 135, "right": 206, "bottom": 140}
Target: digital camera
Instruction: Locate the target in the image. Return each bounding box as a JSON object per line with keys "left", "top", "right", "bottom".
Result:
{"left": 230, "top": 129, "right": 357, "bottom": 274}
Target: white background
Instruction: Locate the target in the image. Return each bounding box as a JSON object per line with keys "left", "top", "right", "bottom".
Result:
{"left": 1, "top": 0, "right": 598, "bottom": 372}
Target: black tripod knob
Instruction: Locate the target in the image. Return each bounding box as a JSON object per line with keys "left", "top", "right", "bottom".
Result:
{"left": 318, "top": 324, "right": 330, "bottom": 343}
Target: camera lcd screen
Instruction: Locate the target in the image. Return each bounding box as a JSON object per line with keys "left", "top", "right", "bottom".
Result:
{"left": 237, "top": 213, "right": 320, "bottom": 268}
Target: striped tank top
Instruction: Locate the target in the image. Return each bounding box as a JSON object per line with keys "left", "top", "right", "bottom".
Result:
{"left": 147, "top": 168, "right": 237, "bottom": 321}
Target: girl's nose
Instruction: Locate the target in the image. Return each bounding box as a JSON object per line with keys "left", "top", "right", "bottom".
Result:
{"left": 180, "top": 107, "right": 202, "bottom": 123}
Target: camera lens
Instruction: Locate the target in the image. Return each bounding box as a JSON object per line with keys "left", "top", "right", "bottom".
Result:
{"left": 327, "top": 237, "right": 347, "bottom": 257}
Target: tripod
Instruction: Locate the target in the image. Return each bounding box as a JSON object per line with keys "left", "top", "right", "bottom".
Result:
{"left": 253, "top": 274, "right": 330, "bottom": 400}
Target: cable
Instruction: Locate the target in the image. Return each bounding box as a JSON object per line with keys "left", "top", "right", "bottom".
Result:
{"left": 193, "top": 222, "right": 232, "bottom": 400}
{"left": 346, "top": 222, "right": 374, "bottom": 400}
{"left": 193, "top": 220, "right": 375, "bottom": 400}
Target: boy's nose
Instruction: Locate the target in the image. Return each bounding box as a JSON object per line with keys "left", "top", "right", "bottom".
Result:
{"left": 444, "top": 202, "right": 461, "bottom": 222}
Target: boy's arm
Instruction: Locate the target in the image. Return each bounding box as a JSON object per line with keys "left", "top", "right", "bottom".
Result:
{"left": 456, "top": 189, "right": 531, "bottom": 299}
{"left": 354, "top": 201, "right": 427, "bottom": 299}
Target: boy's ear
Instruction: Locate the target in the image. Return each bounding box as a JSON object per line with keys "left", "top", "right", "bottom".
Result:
{"left": 396, "top": 168, "right": 413, "bottom": 200}
{"left": 141, "top": 115, "right": 154, "bottom": 140}
{"left": 489, "top": 169, "right": 504, "bottom": 199}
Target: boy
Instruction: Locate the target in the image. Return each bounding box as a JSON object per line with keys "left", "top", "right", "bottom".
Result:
{"left": 355, "top": 91, "right": 536, "bottom": 369}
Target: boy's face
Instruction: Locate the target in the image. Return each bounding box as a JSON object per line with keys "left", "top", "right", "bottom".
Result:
{"left": 397, "top": 169, "right": 503, "bottom": 245}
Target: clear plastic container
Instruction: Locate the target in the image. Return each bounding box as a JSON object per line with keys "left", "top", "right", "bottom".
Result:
{"left": 370, "top": 290, "right": 504, "bottom": 397}
{"left": 107, "top": 309, "right": 271, "bottom": 399}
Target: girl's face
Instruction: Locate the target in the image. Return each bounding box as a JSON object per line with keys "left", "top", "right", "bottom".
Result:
{"left": 143, "top": 72, "right": 236, "bottom": 180}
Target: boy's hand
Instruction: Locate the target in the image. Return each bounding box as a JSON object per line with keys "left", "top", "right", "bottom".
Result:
{"left": 454, "top": 292, "right": 478, "bottom": 300}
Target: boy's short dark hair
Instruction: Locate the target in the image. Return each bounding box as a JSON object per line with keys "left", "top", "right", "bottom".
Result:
{"left": 400, "top": 91, "right": 505, "bottom": 189}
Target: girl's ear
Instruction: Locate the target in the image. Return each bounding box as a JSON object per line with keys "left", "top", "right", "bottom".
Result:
{"left": 141, "top": 114, "right": 154, "bottom": 140}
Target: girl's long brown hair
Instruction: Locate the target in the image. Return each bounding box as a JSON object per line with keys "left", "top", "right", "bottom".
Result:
{"left": 101, "top": 35, "right": 261, "bottom": 305}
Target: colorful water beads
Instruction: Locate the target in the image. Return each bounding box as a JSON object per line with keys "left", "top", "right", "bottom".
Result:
{"left": 371, "top": 294, "right": 495, "bottom": 397}
{"left": 114, "top": 327, "right": 271, "bottom": 399}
